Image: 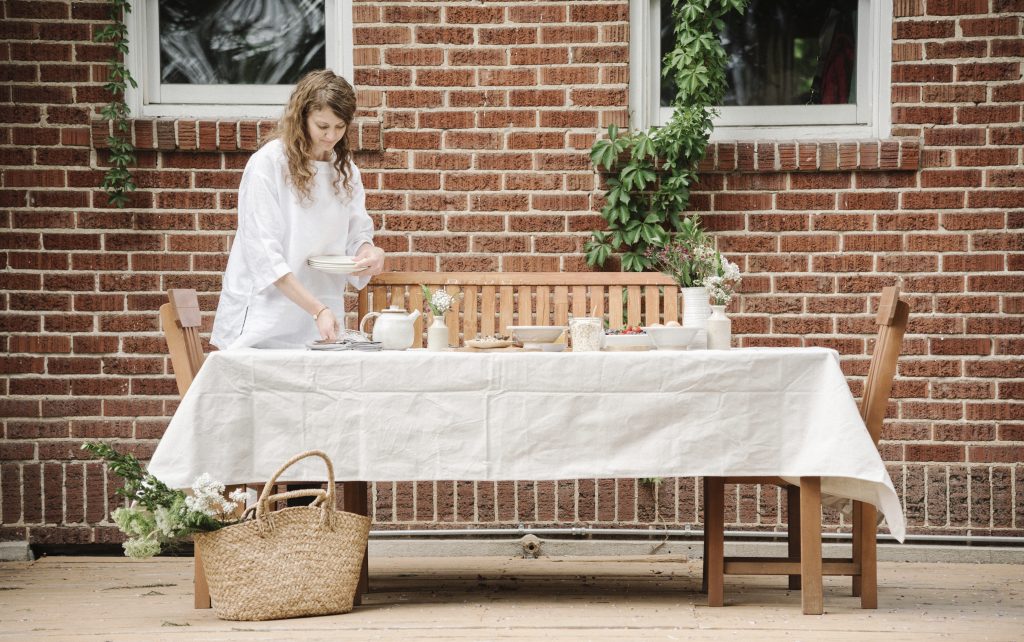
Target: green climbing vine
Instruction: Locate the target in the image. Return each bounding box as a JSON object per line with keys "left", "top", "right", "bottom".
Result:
{"left": 586, "top": 0, "right": 747, "bottom": 271}
{"left": 94, "top": 0, "right": 137, "bottom": 207}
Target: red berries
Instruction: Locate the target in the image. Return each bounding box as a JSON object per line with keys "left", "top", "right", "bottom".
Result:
{"left": 606, "top": 325, "right": 645, "bottom": 335}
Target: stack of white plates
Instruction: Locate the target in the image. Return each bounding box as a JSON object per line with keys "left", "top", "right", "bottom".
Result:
{"left": 307, "top": 255, "right": 360, "bottom": 274}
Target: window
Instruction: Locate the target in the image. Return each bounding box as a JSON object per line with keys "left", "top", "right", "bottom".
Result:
{"left": 630, "top": 0, "right": 891, "bottom": 139}
{"left": 126, "top": 0, "right": 353, "bottom": 119}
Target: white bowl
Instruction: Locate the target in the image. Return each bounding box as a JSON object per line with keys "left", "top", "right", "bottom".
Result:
{"left": 642, "top": 326, "right": 697, "bottom": 350}
{"left": 602, "top": 334, "right": 652, "bottom": 351}
{"left": 506, "top": 325, "right": 567, "bottom": 344}
{"left": 524, "top": 342, "right": 567, "bottom": 352}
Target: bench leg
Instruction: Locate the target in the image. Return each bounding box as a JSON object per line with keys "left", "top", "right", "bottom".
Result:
{"left": 343, "top": 481, "right": 370, "bottom": 606}
{"left": 704, "top": 477, "right": 725, "bottom": 607}
{"left": 786, "top": 484, "right": 801, "bottom": 591}
{"left": 799, "top": 476, "right": 823, "bottom": 615}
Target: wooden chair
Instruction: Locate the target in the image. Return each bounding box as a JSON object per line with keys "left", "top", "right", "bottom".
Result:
{"left": 355, "top": 271, "right": 679, "bottom": 345}
{"left": 701, "top": 286, "right": 910, "bottom": 614}
{"left": 159, "top": 289, "right": 369, "bottom": 609}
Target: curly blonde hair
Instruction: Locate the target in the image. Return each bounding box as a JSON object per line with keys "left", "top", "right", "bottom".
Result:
{"left": 272, "top": 69, "right": 357, "bottom": 203}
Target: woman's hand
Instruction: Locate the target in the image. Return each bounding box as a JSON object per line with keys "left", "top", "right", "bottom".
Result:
{"left": 272, "top": 273, "right": 339, "bottom": 341}
{"left": 316, "top": 307, "right": 339, "bottom": 342}
{"left": 353, "top": 244, "right": 385, "bottom": 277}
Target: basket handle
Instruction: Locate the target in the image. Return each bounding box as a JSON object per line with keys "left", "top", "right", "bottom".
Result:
{"left": 255, "top": 450, "right": 335, "bottom": 520}
{"left": 266, "top": 489, "right": 329, "bottom": 506}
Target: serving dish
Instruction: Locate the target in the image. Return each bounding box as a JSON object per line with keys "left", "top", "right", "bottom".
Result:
{"left": 506, "top": 325, "right": 567, "bottom": 344}
{"left": 643, "top": 326, "right": 697, "bottom": 350}
{"left": 602, "top": 334, "right": 652, "bottom": 351}
{"left": 465, "top": 338, "right": 513, "bottom": 350}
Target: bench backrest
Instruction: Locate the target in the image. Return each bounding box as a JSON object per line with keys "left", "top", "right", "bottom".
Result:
{"left": 356, "top": 272, "right": 680, "bottom": 348}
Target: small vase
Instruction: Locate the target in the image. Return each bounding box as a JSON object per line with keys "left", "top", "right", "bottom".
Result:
{"left": 707, "top": 305, "right": 731, "bottom": 350}
{"left": 681, "top": 286, "right": 711, "bottom": 349}
{"left": 427, "top": 315, "right": 448, "bottom": 351}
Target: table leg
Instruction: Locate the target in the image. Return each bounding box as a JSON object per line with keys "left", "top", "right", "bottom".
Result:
{"left": 852, "top": 500, "right": 862, "bottom": 597}
{"left": 799, "top": 476, "right": 823, "bottom": 615}
{"left": 343, "top": 481, "right": 370, "bottom": 606}
{"left": 705, "top": 477, "right": 725, "bottom": 607}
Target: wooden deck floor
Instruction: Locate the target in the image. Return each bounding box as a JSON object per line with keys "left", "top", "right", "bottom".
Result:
{"left": 1, "top": 555, "right": 1022, "bottom": 640}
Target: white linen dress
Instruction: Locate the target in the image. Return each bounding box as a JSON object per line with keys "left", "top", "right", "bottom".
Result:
{"left": 211, "top": 139, "right": 375, "bottom": 349}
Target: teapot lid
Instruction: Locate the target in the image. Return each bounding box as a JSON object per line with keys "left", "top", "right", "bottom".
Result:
{"left": 382, "top": 306, "right": 407, "bottom": 313}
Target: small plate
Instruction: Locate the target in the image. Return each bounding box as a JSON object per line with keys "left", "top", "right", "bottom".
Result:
{"left": 308, "top": 255, "right": 362, "bottom": 275}
{"left": 466, "top": 339, "right": 513, "bottom": 349}
{"left": 308, "top": 254, "right": 357, "bottom": 265}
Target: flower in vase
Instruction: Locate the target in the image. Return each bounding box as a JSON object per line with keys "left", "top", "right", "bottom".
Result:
{"left": 420, "top": 284, "right": 456, "bottom": 317}
{"left": 703, "top": 254, "right": 742, "bottom": 306}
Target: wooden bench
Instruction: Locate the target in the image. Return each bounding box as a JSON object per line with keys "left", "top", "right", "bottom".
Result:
{"left": 354, "top": 271, "right": 681, "bottom": 346}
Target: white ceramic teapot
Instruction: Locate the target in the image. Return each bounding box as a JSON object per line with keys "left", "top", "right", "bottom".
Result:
{"left": 359, "top": 306, "right": 421, "bottom": 350}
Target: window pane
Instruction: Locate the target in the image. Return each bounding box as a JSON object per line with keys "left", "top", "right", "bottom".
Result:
{"left": 661, "top": 0, "right": 858, "bottom": 107}
{"left": 159, "top": 0, "right": 326, "bottom": 85}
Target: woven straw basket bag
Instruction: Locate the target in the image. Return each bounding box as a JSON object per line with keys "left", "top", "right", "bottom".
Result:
{"left": 193, "top": 450, "right": 371, "bottom": 621}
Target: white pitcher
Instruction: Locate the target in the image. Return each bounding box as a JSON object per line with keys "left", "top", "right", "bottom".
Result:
{"left": 359, "top": 306, "right": 421, "bottom": 350}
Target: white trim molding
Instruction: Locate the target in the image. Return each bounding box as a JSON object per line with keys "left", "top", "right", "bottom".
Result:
{"left": 632, "top": 0, "right": 892, "bottom": 140}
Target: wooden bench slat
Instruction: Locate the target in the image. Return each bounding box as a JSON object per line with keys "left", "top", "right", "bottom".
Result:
{"left": 645, "top": 285, "right": 660, "bottom": 326}
{"left": 408, "top": 285, "right": 424, "bottom": 348}
{"left": 553, "top": 286, "right": 569, "bottom": 326}
{"left": 499, "top": 286, "right": 514, "bottom": 335}
{"left": 664, "top": 285, "right": 679, "bottom": 324}
{"left": 481, "top": 285, "right": 496, "bottom": 337}
{"left": 608, "top": 286, "right": 623, "bottom": 330}
{"left": 537, "top": 286, "right": 550, "bottom": 325}
{"left": 626, "top": 286, "right": 642, "bottom": 327}
{"left": 370, "top": 272, "right": 675, "bottom": 286}
{"left": 464, "top": 285, "right": 478, "bottom": 340}
{"left": 516, "top": 286, "right": 531, "bottom": 326}
{"left": 448, "top": 285, "right": 462, "bottom": 346}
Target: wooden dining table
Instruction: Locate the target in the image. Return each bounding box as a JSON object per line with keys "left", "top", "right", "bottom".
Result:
{"left": 148, "top": 346, "right": 906, "bottom": 613}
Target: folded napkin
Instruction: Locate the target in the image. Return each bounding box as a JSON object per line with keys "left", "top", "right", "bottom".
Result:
{"left": 307, "top": 329, "right": 383, "bottom": 351}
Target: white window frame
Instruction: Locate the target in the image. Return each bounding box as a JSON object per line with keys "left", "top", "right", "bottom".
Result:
{"left": 125, "top": 0, "right": 353, "bottom": 119}
{"left": 630, "top": 0, "right": 892, "bottom": 140}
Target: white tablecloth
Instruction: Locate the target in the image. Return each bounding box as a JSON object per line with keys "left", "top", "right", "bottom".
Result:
{"left": 148, "top": 347, "right": 906, "bottom": 541}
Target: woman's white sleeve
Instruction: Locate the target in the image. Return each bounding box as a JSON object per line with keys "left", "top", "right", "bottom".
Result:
{"left": 237, "top": 168, "right": 291, "bottom": 294}
{"left": 345, "top": 166, "right": 376, "bottom": 290}
{"left": 345, "top": 166, "right": 375, "bottom": 255}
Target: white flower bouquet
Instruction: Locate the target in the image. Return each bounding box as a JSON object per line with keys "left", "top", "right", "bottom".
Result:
{"left": 420, "top": 284, "right": 456, "bottom": 317}
{"left": 703, "top": 254, "right": 742, "bottom": 306}
{"left": 83, "top": 442, "right": 244, "bottom": 559}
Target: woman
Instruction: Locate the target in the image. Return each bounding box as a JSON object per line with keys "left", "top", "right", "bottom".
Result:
{"left": 212, "top": 70, "right": 385, "bottom": 349}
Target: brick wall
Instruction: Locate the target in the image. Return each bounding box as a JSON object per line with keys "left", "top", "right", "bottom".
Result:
{"left": 1, "top": 0, "right": 1021, "bottom": 546}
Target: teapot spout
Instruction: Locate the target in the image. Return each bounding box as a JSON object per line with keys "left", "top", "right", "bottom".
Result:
{"left": 408, "top": 309, "right": 422, "bottom": 322}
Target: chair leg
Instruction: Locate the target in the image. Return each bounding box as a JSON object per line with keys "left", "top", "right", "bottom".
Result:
{"left": 786, "top": 484, "right": 801, "bottom": 590}
{"left": 343, "top": 481, "right": 370, "bottom": 606}
{"left": 701, "top": 480, "right": 709, "bottom": 594}
{"left": 194, "top": 548, "right": 211, "bottom": 609}
{"left": 855, "top": 500, "right": 878, "bottom": 609}
{"left": 851, "top": 500, "right": 862, "bottom": 597}
{"left": 799, "top": 476, "right": 823, "bottom": 615}
{"left": 704, "top": 477, "right": 725, "bottom": 607}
